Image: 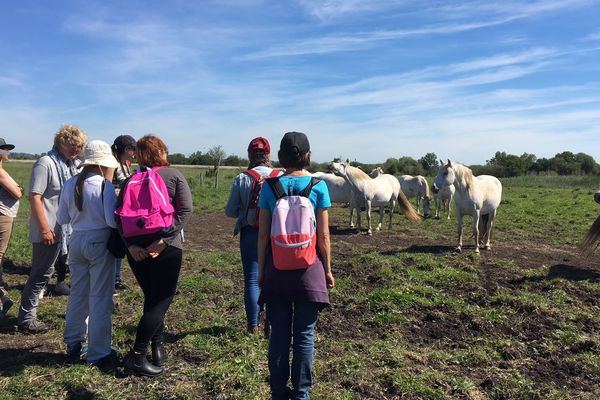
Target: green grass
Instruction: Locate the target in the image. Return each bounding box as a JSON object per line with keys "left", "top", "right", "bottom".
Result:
{"left": 1, "top": 169, "right": 600, "bottom": 399}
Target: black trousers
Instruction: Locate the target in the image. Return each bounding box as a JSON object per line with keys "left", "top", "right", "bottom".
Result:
{"left": 127, "top": 245, "right": 182, "bottom": 351}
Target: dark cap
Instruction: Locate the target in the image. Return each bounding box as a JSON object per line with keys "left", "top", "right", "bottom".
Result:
{"left": 280, "top": 131, "right": 310, "bottom": 155}
{"left": 112, "top": 135, "right": 136, "bottom": 152}
{"left": 0, "top": 138, "right": 15, "bottom": 150}
{"left": 248, "top": 137, "right": 271, "bottom": 155}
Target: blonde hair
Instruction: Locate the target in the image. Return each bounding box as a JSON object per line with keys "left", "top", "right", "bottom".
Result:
{"left": 54, "top": 124, "right": 87, "bottom": 150}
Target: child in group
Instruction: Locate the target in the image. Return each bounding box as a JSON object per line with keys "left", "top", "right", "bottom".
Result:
{"left": 257, "top": 131, "right": 335, "bottom": 400}
{"left": 57, "top": 140, "right": 119, "bottom": 366}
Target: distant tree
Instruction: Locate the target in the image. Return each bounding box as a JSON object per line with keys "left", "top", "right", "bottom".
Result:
{"left": 397, "top": 156, "right": 424, "bottom": 176}
{"left": 550, "top": 151, "right": 580, "bottom": 175}
{"left": 168, "top": 153, "right": 189, "bottom": 165}
{"left": 575, "top": 152, "right": 598, "bottom": 174}
{"left": 383, "top": 157, "right": 399, "bottom": 175}
{"left": 206, "top": 145, "right": 226, "bottom": 171}
{"left": 223, "top": 154, "right": 247, "bottom": 167}
{"left": 418, "top": 152, "right": 438, "bottom": 176}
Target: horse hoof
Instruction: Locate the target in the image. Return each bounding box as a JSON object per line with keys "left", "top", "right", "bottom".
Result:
{"left": 484, "top": 245, "right": 491, "bottom": 251}
{"left": 454, "top": 247, "right": 462, "bottom": 253}
{"left": 367, "top": 230, "right": 373, "bottom": 236}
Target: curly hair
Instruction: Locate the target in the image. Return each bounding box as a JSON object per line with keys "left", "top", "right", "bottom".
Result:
{"left": 136, "top": 134, "right": 170, "bottom": 168}
{"left": 54, "top": 124, "right": 87, "bottom": 150}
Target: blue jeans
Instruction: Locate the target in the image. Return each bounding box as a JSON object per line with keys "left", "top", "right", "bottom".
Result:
{"left": 240, "top": 226, "right": 260, "bottom": 327}
{"left": 267, "top": 301, "right": 319, "bottom": 400}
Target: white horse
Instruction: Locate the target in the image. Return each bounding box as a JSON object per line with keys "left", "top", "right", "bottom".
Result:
{"left": 330, "top": 162, "right": 421, "bottom": 234}
{"left": 398, "top": 175, "right": 431, "bottom": 217}
{"left": 312, "top": 171, "right": 361, "bottom": 228}
{"left": 432, "top": 160, "right": 502, "bottom": 253}
{"left": 369, "top": 167, "right": 384, "bottom": 178}
{"left": 434, "top": 183, "right": 455, "bottom": 219}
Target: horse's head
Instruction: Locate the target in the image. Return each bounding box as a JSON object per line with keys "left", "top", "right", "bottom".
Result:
{"left": 369, "top": 167, "right": 384, "bottom": 178}
{"left": 329, "top": 161, "right": 347, "bottom": 177}
{"left": 432, "top": 159, "right": 455, "bottom": 194}
{"left": 423, "top": 195, "right": 431, "bottom": 218}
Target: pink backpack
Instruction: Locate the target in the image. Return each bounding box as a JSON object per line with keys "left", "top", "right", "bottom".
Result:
{"left": 266, "top": 177, "right": 321, "bottom": 270}
{"left": 244, "top": 169, "right": 281, "bottom": 228}
{"left": 115, "top": 167, "right": 174, "bottom": 238}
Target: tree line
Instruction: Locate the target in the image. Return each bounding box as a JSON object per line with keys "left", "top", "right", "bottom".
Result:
{"left": 13, "top": 147, "right": 600, "bottom": 177}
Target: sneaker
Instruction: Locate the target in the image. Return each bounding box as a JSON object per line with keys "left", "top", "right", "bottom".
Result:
{"left": 38, "top": 286, "right": 46, "bottom": 300}
{"left": 18, "top": 319, "right": 49, "bottom": 334}
{"left": 1, "top": 298, "right": 14, "bottom": 316}
{"left": 114, "top": 281, "right": 129, "bottom": 291}
{"left": 54, "top": 281, "right": 71, "bottom": 296}
{"left": 66, "top": 342, "right": 83, "bottom": 364}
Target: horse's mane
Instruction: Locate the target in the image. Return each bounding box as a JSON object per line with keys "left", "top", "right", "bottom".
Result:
{"left": 581, "top": 214, "right": 600, "bottom": 253}
{"left": 452, "top": 162, "right": 474, "bottom": 191}
{"left": 345, "top": 163, "right": 371, "bottom": 181}
{"left": 422, "top": 177, "right": 431, "bottom": 197}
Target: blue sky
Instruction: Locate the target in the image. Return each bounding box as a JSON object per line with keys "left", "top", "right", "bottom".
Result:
{"left": 1, "top": 0, "right": 600, "bottom": 164}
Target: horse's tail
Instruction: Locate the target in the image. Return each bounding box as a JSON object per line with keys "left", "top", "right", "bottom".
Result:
{"left": 397, "top": 189, "right": 423, "bottom": 222}
{"left": 580, "top": 214, "right": 600, "bottom": 254}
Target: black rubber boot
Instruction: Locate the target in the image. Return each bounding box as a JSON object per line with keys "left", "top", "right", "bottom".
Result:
{"left": 124, "top": 349, "right": 163, "bottom": 376}
{"left": 151, "top": 341, "right": 167, "bottom": 367}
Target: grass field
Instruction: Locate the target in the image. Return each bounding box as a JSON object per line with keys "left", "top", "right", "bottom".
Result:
{"left": 0, "top": 162, "right": 599, "bottom": 399}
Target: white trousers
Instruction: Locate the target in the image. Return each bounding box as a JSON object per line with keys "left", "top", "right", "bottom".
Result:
{"left": 64, "top": 229, "right": 115, "bottom": 363}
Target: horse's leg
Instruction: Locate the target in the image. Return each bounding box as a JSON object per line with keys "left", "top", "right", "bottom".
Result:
{"left": 472, "top": 210, "right": 481, "bottom": 254}
{"left": 415, "top": 196, "right": 420, "bottom": 214}
{"left": 366, "top": 200, "right": 372, "bottom": 235}
{"left": 434, "top": 196, "right": 440, "bottom": 218}
{"left": 356, "top": 205, "right": 362, "bottom": 232}
{"left": 446, "top": 198, "right": 452, "bottom": 220}
{"left": 349, "top": 197, "right": 355, "bottom": 228}
{"left": 483, "top": 209, "right": 497, "bottom": 250}
{"left": 455, "top": 213, "right": 463, "bottom": 253}
{"left": 388, "top": 198, "right": 396, "bottom": 229}
{"left": 376, "top": 206, "right": 384, "bottom": 231}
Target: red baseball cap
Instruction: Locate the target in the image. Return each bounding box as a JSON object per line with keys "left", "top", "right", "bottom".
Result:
{"left": 247, "top": 137, "right": 271, "bottom": 155}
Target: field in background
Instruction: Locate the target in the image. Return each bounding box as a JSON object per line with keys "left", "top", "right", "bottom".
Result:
{"left": 0, "top": 162, "right": 599, "bottom": 399}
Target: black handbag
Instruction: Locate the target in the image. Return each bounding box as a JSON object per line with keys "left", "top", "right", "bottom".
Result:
{"left": 107, "top": 228, "right": 127, "bottom": 258}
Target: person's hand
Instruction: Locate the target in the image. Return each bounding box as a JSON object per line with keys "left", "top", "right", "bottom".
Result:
{"left": 128, "top": 245, "right": 149, "bottom": 262}
{"left": 595, "top": 191, "right": 600, "bottom": 204}
{"left": 146, "top": 239, "right": 167, "bottom": 258}
{"left": 41, "top": 229, "right": 56, "bottom": 246}
{"left": 325, "top": 271, "right": 335, "bottom": 289}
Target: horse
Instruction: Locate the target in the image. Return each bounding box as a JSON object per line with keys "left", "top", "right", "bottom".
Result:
{"left": 369, "top": 167, "right": 384, "bottom": 178}
{"left": 432, "top": 160, "right": 502, "bottom": 253}
{"left": 312, "top": 171, "right": 361, "bottom": 228}
{"left": 581, "top": 190, "right": 600, "bottom": 252}
{"left": 398, "top": 175, "right": 431, "bottom": 217}
{"left": 329, "top": 162, "right": 421, "bottom": 234}
{"left": 434, "top": 183, "right": 455, "bottom": 219}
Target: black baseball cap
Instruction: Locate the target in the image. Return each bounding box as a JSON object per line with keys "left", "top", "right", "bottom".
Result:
{"left": 0, "top": 138, "right": 15, "bottom": 150}
{"left": 280, "top": 131, "right": 310, "bottom": 155}
{"left": 112, "top": 135, "right": 136, "bottom": 152}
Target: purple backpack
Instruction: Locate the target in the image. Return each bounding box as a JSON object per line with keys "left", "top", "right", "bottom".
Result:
{"left": 115, "top": 167, "right": 174, "bottom": 238}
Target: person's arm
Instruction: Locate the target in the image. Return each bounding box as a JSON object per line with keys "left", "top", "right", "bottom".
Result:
{"left": 225, "top": 175, "right": 241, "bottom": 218}
{"left": 595, "top": 190, "right": 600, "bottom": 204}
{"left": 257, "top": 209, "right": 271, "bottom": 288}
{"left": 316, "top": 208, "right": 334, "bottom": 289}
{"left": 0, "top": 169, "right": 22, "bottom": 199}
{"left": 30, "top": 193, "right": 55, "bottom": 245}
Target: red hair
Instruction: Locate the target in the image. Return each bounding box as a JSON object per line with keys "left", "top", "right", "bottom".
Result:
{"left": 136, "top": 135, "right": 170, "bottom": 168}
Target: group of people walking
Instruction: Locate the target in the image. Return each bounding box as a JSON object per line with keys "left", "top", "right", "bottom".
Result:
{"left": 1, "top": 127, "right": 334, "bottom": 399}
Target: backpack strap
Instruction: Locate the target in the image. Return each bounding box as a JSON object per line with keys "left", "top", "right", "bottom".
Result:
{"left": 268, "top": 169, "right": 281, "bottom": 178}
{"left": 244, "top": 169, "right": 261, "bottom": 181}
{"left": 266, "top": 177, "right": 286, "bottom": 201}
{"left": 299, "top": 177, "right": 321, "bottom": 198}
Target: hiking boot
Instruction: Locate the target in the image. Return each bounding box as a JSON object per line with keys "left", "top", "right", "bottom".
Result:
{"left": 151, "top": 341, "right": 167, "bottom": 367}
{"left": 66, "top": 342, "right": 83, "bottom": 364}
{"left": 124, "top": 349, "right": 163, "bottom": 377}
{"left": 54, "top": 281, "right": 71, "bottom": 296}
{"left": 18, "top": 319, "right": 49, "bottom": 334}
{"left": 114, "top": 281, "right": 129, "bottom": 291}
{"left": 1, "top": 297, "right": 14, "bottom": 317}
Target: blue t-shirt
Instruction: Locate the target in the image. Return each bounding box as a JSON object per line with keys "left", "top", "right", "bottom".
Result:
{"left": 259, "top": 175, "right": 331, "bottom": 212}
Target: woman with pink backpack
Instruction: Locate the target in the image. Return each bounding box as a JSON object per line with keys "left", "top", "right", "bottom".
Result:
{"left": 115, "top": 135, "right": 193, "bottom": 376}
{"left": 257, "top": 131, "right": 335, "bottom": 400}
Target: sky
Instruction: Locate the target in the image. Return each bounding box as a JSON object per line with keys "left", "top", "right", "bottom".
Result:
{"left": 1, "top": 0, "right": 600, "bottom": 165}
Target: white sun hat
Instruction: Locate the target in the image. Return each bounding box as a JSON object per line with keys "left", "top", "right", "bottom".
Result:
{"left": 79, "top": 140, "right": 120, "bottom": 169}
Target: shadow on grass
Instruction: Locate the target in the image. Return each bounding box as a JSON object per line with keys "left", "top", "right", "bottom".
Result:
{"left": 514, "top": 264, "right": 600, "bottom": 284}
{"left": 0, "top": 347, "right": 65, "bottom": 377}
{"left": 329, "top": 225, "right": 360, "bottom": 236}
{"left": 380, "top": 244, "right": 456, "bottom": 256}
{"left": 3, "top": 259, "right": 31, "bottom": 276}
{"left": 65, "top": 385, "right": 100, "bottom": 400}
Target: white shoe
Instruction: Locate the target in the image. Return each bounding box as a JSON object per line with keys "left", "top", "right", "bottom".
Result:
{"left": 54, "top": 281, "right": 71, "bottom": 296}
{"left": 38, "top": 286, "right": 46, "bottom": 300}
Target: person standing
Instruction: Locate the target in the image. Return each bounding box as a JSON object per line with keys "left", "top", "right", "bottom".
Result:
{"left": 257, "top": 131, "right": 335, "bottom": 400}
{"left": 57, "top": 140, "right": 119, "bottom": 366}
{"left": 116, "top": 135, "right": 193, "bottom": 376}
{"left": 0, "top": 138, "right": 23, "bottom": 319}
{"left": 111, "top": 134, "right": 136, "bottom": 291}
{"left": 17, "top": 124, "right": 87, "bottom": 333}
{"left": 225, "top": 137, "right": 280, "bottom": 334}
